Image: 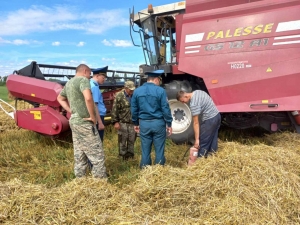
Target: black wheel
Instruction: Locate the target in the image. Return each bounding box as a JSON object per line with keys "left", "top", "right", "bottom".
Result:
{"left": 164, "top": 80, "right": 194, "bottom": 144}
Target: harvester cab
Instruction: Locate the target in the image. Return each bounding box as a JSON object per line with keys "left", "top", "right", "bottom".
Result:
{"left": 130, "top": 2, "right": 185, "bottom": 76}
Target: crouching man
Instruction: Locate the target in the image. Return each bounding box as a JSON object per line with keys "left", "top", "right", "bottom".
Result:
{"left": 177, "top": 90, "right": 221, "bottom": 157}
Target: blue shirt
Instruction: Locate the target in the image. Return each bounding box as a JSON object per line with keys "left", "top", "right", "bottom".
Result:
{"left": 90, "top": 79, "right": 106, "bottom": 116}
{"left": 131, "top": 82, "right": 173, "bottom": 127}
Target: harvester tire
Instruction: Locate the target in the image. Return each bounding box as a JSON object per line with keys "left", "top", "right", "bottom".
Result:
{"left": 164, "top": 80, "right": 194, "bottom": 144}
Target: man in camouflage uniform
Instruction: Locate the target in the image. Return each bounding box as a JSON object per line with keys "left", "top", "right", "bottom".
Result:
{"left": 111, "top": 81, "right": 137, "bottom": 160}
{"left": 57, "top": 64, "right": 107, "bottom": 179}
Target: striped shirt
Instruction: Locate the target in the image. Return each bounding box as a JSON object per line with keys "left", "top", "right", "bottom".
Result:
{"left": 190, "top": 90, "right": 219, "bottom": 122}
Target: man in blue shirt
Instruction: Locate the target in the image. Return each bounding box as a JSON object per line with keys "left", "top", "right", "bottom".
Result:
{"left": 90, "top": 66, "right": 108, "bottom": 142}
{"left": 131, "top": 70, "right": 173, "bottom": 168}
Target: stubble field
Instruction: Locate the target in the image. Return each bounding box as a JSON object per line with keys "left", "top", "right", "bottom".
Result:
{"left": 0, "top": 98, "right": 300, "bottom": 224}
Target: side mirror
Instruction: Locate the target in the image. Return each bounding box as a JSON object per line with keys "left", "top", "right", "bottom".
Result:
{"left": 130, "top": 6, "right": 135, "bottom": 21}
{"left": 144, "top": 33, "right": 150, "bottom": 40}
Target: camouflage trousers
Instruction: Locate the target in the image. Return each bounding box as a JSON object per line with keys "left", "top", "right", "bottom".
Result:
{"left": 118, "top": 123, "right": 137, "bottom": 157}
{"left": 70, "top": 123, "right": 107, "bottom": 179}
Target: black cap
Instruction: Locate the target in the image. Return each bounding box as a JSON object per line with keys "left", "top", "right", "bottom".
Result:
{"left": 145, "top": 69, "right": 164, "bottom": 77}
{"left": 92, "top": 66, "right": 108, "bottom": 76}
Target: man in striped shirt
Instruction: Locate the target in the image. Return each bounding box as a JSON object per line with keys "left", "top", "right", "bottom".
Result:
{"left": 177, "top": 90, "right": 221, "bottom": 157}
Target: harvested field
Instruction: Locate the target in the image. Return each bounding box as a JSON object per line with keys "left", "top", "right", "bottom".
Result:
{"left": 1, "top": 102, "right": 300, "bottom": 224}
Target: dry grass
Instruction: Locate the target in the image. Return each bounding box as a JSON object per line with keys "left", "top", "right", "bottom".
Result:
{"left": 1, "top": 102, "right": 300, "bottom": 224}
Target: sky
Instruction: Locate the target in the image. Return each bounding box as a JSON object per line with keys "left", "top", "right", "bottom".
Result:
{"left": 0, "top": 0, "right": 179, "bottom": 77}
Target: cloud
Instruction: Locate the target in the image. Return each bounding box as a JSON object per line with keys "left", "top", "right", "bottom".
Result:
{"left": 0, "top": 37, "right": 30, "bottom": 45}
{"left": 0, "top": 60, "right": 30, "bottom": 76}
{"left": 82, "top": 9, "right": 128, "bottom": 34}
{"left": 101, "top": 57, "right": 116, "bottom": 61}
{"left": 102, "top": 39, "right": 112, "bottom": 46}
{"left": 104, "top": 62, "right": 140, "bottom": 73}
{"left": 77, "top": 41, "right": 85, "bottom": 47}
{"left": 0, "top": 37, "right": 10, "bottom": 44}
{"left": 0, "top": 57, "right": 141, "bottom": 77}
{"left": 0, "top": 6, "right": 128, "bottom": 36}
{"left": 52, "top": 41, "right": 61, "bottom": 46}
{"left": 111, "top": 40, "right": 133, "bottom": 47}
{"left": 102, "top": 39, "right": 132, "bottom": 47}
{"left": 55, "top": 60, "right": 88, "bottom": 66}
{"left": 12, "top": 39, "right": 30, "bottom": 45}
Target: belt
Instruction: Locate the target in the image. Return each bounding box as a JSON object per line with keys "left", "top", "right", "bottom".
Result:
{"left": 140, "top": 118, "right": 163, "bottom": 121}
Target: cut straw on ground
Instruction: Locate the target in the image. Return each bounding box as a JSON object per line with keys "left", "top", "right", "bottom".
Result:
{"left": 1, "top": 102, "right": 300, "bottom": 224}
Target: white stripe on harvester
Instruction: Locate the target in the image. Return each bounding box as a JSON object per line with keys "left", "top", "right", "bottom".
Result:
{"left": 185, "top": 45, "right": 201, "bottom": 49}
{"left": 185, "top": 50, "right": 200, "bottom": 54}
{"left": 276, "top": 20, "right": 300, "bottom": 32}
{"left": 274, "top": 34, "right": 300, "bottom": 40}
{"left": 273, "top": 40, "right": 300, "bottom": 45}
{"left": 185, "top": 33, "right": 204, "bottom": 43}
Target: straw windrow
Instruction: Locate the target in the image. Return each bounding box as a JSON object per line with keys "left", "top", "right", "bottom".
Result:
{"left": 1, "top": 103, "right": 300, "bottom": 224}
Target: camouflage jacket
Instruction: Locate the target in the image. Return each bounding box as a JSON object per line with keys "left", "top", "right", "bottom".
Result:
{"left": 111, "top": 90, "right": 133, "bottom": 124}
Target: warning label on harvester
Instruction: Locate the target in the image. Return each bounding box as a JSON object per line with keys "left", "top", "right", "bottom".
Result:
{"left": 30, "top": 111, "right": 42, "bottom": 120}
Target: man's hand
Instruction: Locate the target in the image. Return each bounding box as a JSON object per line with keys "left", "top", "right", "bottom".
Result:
{"left": 57, "top": 94, "right": 71, "bottom": 113}
{"left": 114, "top": 122, "right": 120, "bottom": 130}
{"left": 166, "top": 127, "right": 172, "bottom": 136}
{"left": 98, "top": 122, "right": 105, "bottom": 130}
{"left": 134, "top": 126, "right": 140, "bottom": 133}
{"left": 84, "top": 117, "right": 96, "bottom": 125}
{"left": 194, "top": 139, "right": 200, "bottom": 149}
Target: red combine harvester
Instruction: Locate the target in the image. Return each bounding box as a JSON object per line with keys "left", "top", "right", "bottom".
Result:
{"left": 129, "top": 0, "right": 300, "bottom": 143}
{"left": 2, "top": 61, "right": 139, "bottom": 136}
{"left": 1, "top": 0, "right": 299, "bottom": 145}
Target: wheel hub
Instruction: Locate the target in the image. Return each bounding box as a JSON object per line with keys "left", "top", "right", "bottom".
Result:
{"left": 173, "top": 108, "right": 186, "bottom": 122}
{"left": 168, "top": 99, "right": 192, "bottom": 134}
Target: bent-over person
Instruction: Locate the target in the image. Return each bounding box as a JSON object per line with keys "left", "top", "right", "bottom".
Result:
{"left": 177, "top": 90, "right": 221, "bottom": 158}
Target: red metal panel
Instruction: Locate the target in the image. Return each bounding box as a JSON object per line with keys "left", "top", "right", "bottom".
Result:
{"left": 102, "top": 89, "right": 121, "bottom": 115}
{"left": 186, "top": 0, "right": 262, "bottom": 14}
{"left": 172, "top": 65, "right": 185, "bottom": 74}
{"left": 6, "top": 74, "right": 63, "bottom": 107}
{"left": 184, "top": 0, "right": 299, "bottom": 22}
{"left": 216, "top": 95, "right": 300, "bottom": 112}
{"left": 209, "top": 72, "right": 300, "bottom": 111}
{"left": 178, "top": 0, "right": 300, "bottom": 112}
{"left": 15, "top": 106, "right": 69, "bottom": 135}
{"left": 175, "top": 14, "right": 184, "bottom": 63}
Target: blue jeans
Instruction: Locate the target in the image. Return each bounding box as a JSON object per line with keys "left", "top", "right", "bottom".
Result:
{"left": 198, "top": 113, "right": 221, "bottom": 157}
{"left": 97, "top": 115, "right": 105, "bottom": 142}
{"left": 139, "top": 119, "right": 166, "bottom": 168}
